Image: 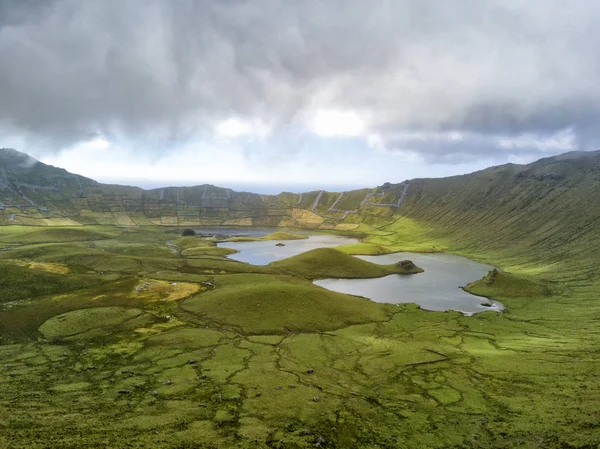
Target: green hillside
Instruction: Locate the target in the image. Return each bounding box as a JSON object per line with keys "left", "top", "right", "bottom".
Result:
{"left": 376, "top": 151, "right": 600, "bottom": 279}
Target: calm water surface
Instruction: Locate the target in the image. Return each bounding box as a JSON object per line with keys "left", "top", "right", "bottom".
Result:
{"left": 314, "top": 252, "right": 504, "bottom": 315}
{"left": 201, "top": 227, "right": 359, "bottom": 265}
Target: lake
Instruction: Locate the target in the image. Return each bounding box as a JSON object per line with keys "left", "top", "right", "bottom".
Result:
{"left": 314, "top": 252, "right": 504, "bottom": 315}
{"left": 216, "top": 230, "right": 359, "bottom": 265}
{"left": 197, "top": 227, "right": 503, "bottom": 315}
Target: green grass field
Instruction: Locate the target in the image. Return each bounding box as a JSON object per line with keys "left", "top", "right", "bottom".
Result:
{"left": 0, "top": 215, "right": 599, "bottom": 449}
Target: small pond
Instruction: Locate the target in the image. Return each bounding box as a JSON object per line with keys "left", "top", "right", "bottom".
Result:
{"left": 314, "top": 252, "right": 504, "bottom": 315}
{"left": 215, "top": 229, "right": 359, "bottom": 265}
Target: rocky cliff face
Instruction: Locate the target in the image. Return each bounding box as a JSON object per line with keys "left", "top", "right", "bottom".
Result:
{"left": 0, "top": 148, "right": 408, "bottom": 229}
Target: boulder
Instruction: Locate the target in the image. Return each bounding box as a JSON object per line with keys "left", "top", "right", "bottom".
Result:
{"left": 397, "top": 260, "right": 417, "bottom": 270}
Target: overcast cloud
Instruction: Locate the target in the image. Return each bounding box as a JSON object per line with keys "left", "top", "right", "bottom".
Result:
{"left": 0, "top": 0, "right": 599, "bottom": 187}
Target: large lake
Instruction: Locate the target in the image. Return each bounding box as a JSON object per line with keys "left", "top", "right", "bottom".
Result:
{"left": 315, "top": 252, "right": 504, "bottom": 315}
{"left": 195, "top": 227, "right": 503, "bottom": 315}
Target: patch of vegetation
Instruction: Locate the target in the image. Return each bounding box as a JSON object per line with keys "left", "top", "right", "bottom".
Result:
{"left": 38, "top": 306, "right": 154, "bottom": 341}
{"left": 181, "top": 246, "right": 238, "bottom": 257}
{"left": 181, "top": 274, "right": 392, "bottom": 333}
{"left": 0, "top": 262, "right": 104, "bottom": 303}
{"left": 272, "top": 247, "right": 422, "bottom": 279}
{"left": 0, "top": 277, "right": 138, "bottom": 342}
{"left": 133, "top": 280, "right": 201, "bottom": 301}
{"left": 171, "top": 235, "right": 216, "bottom": 250}
{"left": 20, "top": 261, "right": 70, "bottom": 274}
{"left": 464, "top": 268, "right": 553, "bottom": 298}
{"left": 181, "top": 228, "right": 196, "bottom": 236}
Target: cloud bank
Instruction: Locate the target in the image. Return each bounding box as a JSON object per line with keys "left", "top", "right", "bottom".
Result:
{"left": 1, "top": 0, "right": 599, "bottom": 165}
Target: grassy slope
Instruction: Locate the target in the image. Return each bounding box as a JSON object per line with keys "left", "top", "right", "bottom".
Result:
{"left": 272, "top": 247, "right": 422, "bottom": 278}
{"left": 396, "top": 153, "right": 600, "bottom": 276}
{"left": 464, "top": 268, "right": 553, "bottom": 298}
{"left": 181, "top": 246, "right": 238, "bottom": 257}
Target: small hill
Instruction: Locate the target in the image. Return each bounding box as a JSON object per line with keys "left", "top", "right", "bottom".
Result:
{"left": 271, "top": 247, "right": 423, "bottom": 279}
{"left": 39, "top": 307, "right": 156, "bottom": 341}
{"left": 464, "top": 268, "right": 552, "bottom": 298}
{"left": 181, "top": 274, "right": 391, "bottom": 334}
{"left": 171, "top": 235, "right": 239, "bottom": 257}
{"left": 171, "top": 236, "right": 217, "bottom": 250}
{"left": 181, "top": 246, "right": 238, "bottom": 257}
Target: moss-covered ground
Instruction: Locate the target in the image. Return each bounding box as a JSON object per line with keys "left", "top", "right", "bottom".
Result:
{"left": 0, "top": 224, "right": 599, "bottom": 448}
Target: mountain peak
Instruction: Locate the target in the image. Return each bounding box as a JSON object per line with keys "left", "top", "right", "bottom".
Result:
{"left": 550, "top": 150, "right": 600, "bottom": 161}
{"left": 0, "top": 148, "right": 40, "bottom": 169}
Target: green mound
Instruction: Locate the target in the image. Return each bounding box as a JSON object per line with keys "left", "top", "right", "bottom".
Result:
{"left": 465, "top": 268, "right": 552, "bottom": 298}
{"left": 182, "top": 274, "right": 390, "bottom": 333}
{"left": 336, "top": 243, "right": 395, "bottom": 255}
{"left": 271, "top": 247, "right": 423, "bottom": 279}
{"left": 181, "top": 246, "right": 238, "bottom": 257}
{"left": 171, "top": 236, "right": 216, "bottom": 250}
{"left": 39, "top": 306, "right": 156, "bottom": 341}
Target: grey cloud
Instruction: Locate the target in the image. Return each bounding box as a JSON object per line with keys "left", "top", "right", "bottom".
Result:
{"left": 0, "top": 0, "right": 599, "bottom": 161}
{"left": 0, "top": 0, "right": 56, "bottom": 26}
{"left": 375, "top": 128, "right": 578, "bottom": 164}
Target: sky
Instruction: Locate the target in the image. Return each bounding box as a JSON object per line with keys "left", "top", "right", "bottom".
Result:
{"left": 0, "top": 0, "right": 599, "bottom": 193}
